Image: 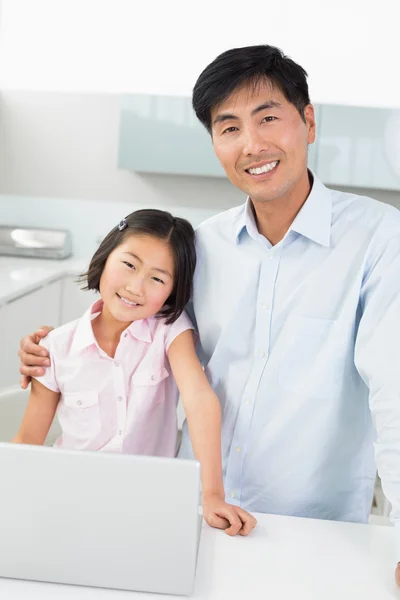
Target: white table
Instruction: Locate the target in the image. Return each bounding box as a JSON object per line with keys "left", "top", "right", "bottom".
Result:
{"left": 0, "top": 512, "right": 397, "bottom": 599}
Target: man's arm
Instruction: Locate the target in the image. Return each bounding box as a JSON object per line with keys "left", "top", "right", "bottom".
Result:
{"left": 354, "top": 231, "right": 400, "bottom": 581}
{"left": 18, "top": 326, "right": 54, "bottom": 388}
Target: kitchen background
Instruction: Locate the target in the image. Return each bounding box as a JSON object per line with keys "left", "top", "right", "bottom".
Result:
{"left": 0, "top": 0, "right": 398, "bottom": 521}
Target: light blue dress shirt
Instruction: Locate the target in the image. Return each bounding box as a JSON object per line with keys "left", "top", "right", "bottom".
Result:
{"left": 178, "top": 173, "right": 400, "bottom": 559}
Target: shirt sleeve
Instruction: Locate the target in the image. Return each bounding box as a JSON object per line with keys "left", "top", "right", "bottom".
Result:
{"left": 33, "top": 332, "right": 60, "bottom": 393}
{"left": 354, "top": 232, "right": 400, "bottom": 561}
{"left": 164, "top": 310, "right": 196, "bottom": 352}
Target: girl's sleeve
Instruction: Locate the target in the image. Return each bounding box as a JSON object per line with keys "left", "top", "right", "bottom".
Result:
{"left": 164, "top": 310, "right": 196, "bottom": 352}
{"left": 33, "top": 333, "right": 60, "bottom": 393}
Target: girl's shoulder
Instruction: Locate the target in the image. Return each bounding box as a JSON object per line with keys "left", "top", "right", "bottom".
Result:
{"left": 151, "top": 310, "right": 195, "bottom": 352}
{"left": 38, "top": 317, "right": 81, "bottom": 353}
{"left": 152, "top": 310, "right": 194, "bottom": 333}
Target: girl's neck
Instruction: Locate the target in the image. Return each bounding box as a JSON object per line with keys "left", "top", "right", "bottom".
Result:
{"left": 91, "top": 308, "right": 132, "bottom": 359}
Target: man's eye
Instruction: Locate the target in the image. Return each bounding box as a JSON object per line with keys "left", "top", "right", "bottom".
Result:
{"left": 262, "top": 116, "right": 277, "bottom": 123}
{"left": 222, "top": 126, "right": 238, "bottom": 134}
{"left": 123, "top": 261, "right": 135, "bottom": 269}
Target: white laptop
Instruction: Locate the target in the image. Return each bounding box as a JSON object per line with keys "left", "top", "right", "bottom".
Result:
{"left": 0, "top": 443, "right": 202, "bottom": 596}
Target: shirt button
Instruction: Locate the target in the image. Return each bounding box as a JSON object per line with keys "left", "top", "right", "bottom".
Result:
{"left": 117, "top": 396, "right": 123, "bottom": 402}
{"left": 150, "top": 375, "right": 155, "bottom": 381}
{"left": 123, "top": 333, "right": 128, "bottom": 338}
{"left": 259, "top": 350, "right": 266, "bottom": 359}
{"left": 245, "top": 398, "right": 253, "bottom": 405}
{"left": 114, "top": 362, "right": 120, "bottom": 367}
{"left": 230, "top": 491, "right": 236, "bottom": 499}
{"left": 118, "top": 430, "right": 123, "bottom": 435}
{"left": 235, "top": 446, "right": 242, "bottom": 453}
{"left": 77, "top": 400, "right": 82, "bottom": 406}
{"left": 261, "top": 303, "right": 269, "bottom": 310}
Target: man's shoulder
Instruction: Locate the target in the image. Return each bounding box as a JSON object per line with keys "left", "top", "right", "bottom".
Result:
{"left": 195, "top": 203, "right": 246, "bottom": 243}
{"left": 331, "top": 187, "right": 400, "bottom": 240}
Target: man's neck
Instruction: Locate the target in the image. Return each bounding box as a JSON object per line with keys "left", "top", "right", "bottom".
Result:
{"left": 251, "top": 171, "right": 313, "bottom": 246}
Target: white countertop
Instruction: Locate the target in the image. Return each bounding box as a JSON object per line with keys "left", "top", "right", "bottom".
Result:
{"left": 0, "top": 256, "right": 89, "bottom": 307}
{"left": 0, "top": 512, "right": 397, "bottom": 599}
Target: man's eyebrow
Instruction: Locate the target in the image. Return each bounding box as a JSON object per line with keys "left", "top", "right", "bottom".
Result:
{"left": 213, "top": 112, "right": 238, "bottom": 126}
{"left": 122, "top": 252, "right": 172, "bottom": 278}
{"left": 251, "top": 101, "right": 282, "bottom": 115}
{"left": 212, "top": 100, "right": 282, "bottom": 127}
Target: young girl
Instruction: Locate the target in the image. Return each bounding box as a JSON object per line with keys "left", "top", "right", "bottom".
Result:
{"left": 13, "top": 209, "right": 256, "bottom": 536}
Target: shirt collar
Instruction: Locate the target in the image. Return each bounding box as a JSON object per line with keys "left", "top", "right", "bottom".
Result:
{"left": 70, "top": 298, "right": 153, "bottom": 355}
{"left": 234, "top": 171, "right": 332, "bottom": 248}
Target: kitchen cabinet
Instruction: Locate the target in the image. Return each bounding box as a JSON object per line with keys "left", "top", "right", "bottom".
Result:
{"left": 0, "top": 279, "right": 62, "bottom": 388}
{"left": 316, "top": 105, "right": 400, "bottom": 190}
{"left": 118, "top": 94, "right": 225, "bottom": 177}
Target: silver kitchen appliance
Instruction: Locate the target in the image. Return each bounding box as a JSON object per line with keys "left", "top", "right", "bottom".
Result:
{"left": 0, "top": 226, "right": 72, "bottom": 259}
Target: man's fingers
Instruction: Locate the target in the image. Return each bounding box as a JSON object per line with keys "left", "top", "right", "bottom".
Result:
{"left": 20, "top": 337, "right": 49, "bottom": 359}
{"left": 36, "top": 326, "right": 53, "bottom": 338}
{"left": 20, "top": 364, "right": 46, "bottom": 378}
{"left": 19, "top": 349, "right": 50, "bottom": 368}
{"left": 19, "top": 333, "right": 51, "bottom": 365}
{"left": 20, "top": 375, "right": 30, "bottom": 390}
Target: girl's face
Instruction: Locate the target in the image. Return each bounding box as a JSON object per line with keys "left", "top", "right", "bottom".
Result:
{"left": 99, "top": 233, "right": 175, "bottom": 324}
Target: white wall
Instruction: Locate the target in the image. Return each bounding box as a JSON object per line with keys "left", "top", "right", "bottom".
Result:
{"left": 0, "top": 0, "right": 399, "bottom": 109}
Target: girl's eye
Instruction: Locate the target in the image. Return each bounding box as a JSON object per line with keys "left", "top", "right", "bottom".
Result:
{"left": 222, "top": 126, "right": 239, "bottom": 134}
{"left": 152, "top": 277, "right": 164, "bottom": 284}
{"left": 123, "top": 261, "right": 135, "bottom": 269}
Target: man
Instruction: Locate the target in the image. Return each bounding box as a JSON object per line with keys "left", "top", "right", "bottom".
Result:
{"left": 19, "top": 45, "right": 400, "bottom": 581}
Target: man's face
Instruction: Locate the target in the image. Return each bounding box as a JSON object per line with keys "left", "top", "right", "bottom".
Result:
{"left": 211, "top": 79, "right": 315, "bottom": 204}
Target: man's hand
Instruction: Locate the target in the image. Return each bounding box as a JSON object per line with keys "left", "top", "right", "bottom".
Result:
{"left": 18, "top": 326, "right": 53, "bottom": 389}
{"left": 202, "top": 492, "right": 257, "bottom": 536}
{"left": 395, "top": 563, "right": 400, "bottom": 586}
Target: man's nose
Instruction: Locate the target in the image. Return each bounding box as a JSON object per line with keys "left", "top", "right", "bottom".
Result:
{"left": 242, "top": 126, "right": 270, "bottom": 157}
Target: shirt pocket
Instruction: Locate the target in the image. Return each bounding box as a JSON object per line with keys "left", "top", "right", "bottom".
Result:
{"left": 58, "top": 391, "right": 102, "bottom": 439}
{"left": 131, "top": 367, "right": 170, "bottom": 405}
{"left": 278, "top": 316, "right": 346, "bottom": 398}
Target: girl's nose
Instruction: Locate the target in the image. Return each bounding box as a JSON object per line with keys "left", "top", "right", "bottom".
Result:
{"left": 125, "top": 278, "right": 144, "bottom": 297}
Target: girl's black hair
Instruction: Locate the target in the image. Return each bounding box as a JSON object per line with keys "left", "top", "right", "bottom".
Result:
{"left": 192, "top": 44, "right": 310, "bottom": 133}
{"left": 79, "top": 209, "right": 196, "bottom": 325}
